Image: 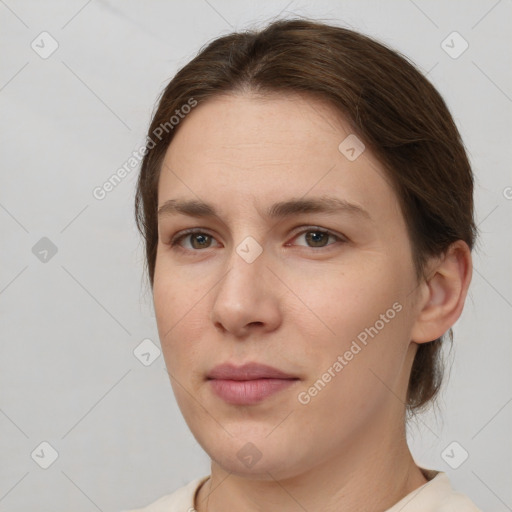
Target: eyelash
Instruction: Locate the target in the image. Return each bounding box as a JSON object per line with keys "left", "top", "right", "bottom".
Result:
{"left": 167, "top": 226, "right": 346, "bottom": 252}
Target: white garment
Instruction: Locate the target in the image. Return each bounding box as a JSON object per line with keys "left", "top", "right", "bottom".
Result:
{"left": 122, "top": 468, "right": 482, "bottom": 512}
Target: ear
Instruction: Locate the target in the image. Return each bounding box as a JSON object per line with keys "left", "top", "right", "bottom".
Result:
{"left": 411, "top": 240, "right": 472, "bottom": 343}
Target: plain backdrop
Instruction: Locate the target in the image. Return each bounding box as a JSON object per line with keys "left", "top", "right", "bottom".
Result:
{"left": 1, "top": 1, "right": 511, "bottom": 511}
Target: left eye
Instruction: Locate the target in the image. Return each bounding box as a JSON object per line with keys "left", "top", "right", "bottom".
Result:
{"left": 292, "top": 229, "right": 341, "bottom": 248}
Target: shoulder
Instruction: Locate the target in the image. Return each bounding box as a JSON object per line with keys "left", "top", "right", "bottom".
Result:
{"left": 436, "top": 480, "right": 482, "bottom": 512}
{"left": 387, "top": 469, "right": 482, "bottom": 512}
{"left": 121, "top": 475, "right": 210, "bottom": 512}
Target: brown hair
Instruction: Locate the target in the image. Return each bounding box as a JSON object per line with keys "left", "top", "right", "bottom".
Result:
{"left": 135, "top": 17, "right": 476, "bottom": 414}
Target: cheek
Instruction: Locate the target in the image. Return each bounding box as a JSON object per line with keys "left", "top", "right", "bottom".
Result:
{"left": 153, "top": 271, "right": 177, "bottom": 340}
{"left": 289, "top": 260, "right": 399, "bottom": 339}
{"left": 289, "top": 259, "right": 411, "bottom": 386}
{"left": 152, "top": 266, "right": 204, "bottom": 367}
{"left": 294, "top": 306, "right": 410, "bottom": 431}
{"left": 153, "top": 250, "right": 207, "bottom": 326}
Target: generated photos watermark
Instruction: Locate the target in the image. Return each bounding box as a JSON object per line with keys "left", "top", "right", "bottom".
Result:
{"left": 298, "top": 301, "right": 403, "bottom": 405}
{"left": 92, "top": 97, "right": 198, "bottom": 200}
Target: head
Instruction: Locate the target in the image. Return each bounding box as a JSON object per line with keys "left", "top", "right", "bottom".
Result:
{"left": 135, "top": 18, "right": 475, "bottom": 477}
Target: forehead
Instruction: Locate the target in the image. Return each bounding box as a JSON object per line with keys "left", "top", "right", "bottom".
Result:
{"left": 168, "top": 92, "right": 349, "bottom": 161}
{"left": 157, "top": 92, "right": 401, "bottom": 225}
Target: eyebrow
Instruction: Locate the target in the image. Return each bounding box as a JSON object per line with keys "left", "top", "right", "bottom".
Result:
{"left": 157, "top": 195, "right": 371, "bottom": 221}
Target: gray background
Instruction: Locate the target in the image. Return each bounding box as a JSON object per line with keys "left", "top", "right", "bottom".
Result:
{"left": 1, "top": 1, "right": 511, "bottom": 511}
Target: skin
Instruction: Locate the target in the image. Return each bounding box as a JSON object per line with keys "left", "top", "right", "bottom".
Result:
{"left": 152, "top": 92, "right": 472, "bottom": 512}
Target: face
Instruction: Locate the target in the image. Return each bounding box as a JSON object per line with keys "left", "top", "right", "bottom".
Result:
{"left": 153, "top": 92, "right": 422, "bottom": 480}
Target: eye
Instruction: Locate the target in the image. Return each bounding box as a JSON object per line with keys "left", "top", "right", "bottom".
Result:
{"left": 169, "top": 229, "right": 220, "bottom": 250}
{"left": 290, "top": 227, "right": 345, "bottom": 248}
{"left": 167, "top": 226, "right": 346, "bottom": 253}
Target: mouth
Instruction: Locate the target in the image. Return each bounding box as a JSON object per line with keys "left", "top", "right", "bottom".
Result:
{"left": 207, "top": 362, "right": 300, "bottom": 405}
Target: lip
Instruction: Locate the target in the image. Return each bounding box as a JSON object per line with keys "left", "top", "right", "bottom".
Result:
{"left": 207, "top": 363, "right": 299, "bottom": 405}
{"left": 207, "top": 362, "right": 297, "bottom": 380}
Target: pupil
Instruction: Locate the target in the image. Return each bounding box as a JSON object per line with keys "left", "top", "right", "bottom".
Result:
{"left": 193, "top": 234, "right": 209, "bottom": 248}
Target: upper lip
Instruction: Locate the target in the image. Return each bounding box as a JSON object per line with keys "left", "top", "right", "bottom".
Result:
{"left": 207, "top": 362, "right": 298, "bottom": 381}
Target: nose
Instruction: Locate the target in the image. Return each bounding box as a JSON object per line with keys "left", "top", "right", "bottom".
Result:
{"left": 209, "top": 246, "right": 282, "bottom": 337}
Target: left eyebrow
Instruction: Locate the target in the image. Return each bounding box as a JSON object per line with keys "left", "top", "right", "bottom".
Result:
{"left": 157, "top": 195, "right": 371, "bottom": 221}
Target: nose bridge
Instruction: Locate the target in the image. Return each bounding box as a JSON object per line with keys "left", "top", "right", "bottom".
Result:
{"left": 219, "top": 215, "right": 267, "bottom": 285}
{"left": 217, "top": 237, "right": 266, "bottom": 302}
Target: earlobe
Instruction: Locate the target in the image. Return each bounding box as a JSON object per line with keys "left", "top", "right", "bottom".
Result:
{"left": 410, "top": 241, "right": 472, "bottom": 344}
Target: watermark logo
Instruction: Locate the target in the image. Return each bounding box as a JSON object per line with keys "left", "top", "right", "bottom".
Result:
{"left": 31, "top": 441, "right": 59, "bottom": 469}
{"left": 441, "top": 31, "right": 469, "bottom": 59}
{"left": 236, "top": 236, "right": 263, "bottom": 264}
{"left": 441, "top": 441, "right": 469, "bottom": 469}
{"left": 237, "top": 442, "right": 263, "bottom": 468}
{"left": 31, "top": 31, "right": 59, "bottom": 59}
{"left": 133, "top": 338, "right": 161, "bottom": 366}
{"left": 338, "top": 134, "right": 365, "bottom": 161}
{"left": 32, "top": 237, "right": 58, "bottom": 263}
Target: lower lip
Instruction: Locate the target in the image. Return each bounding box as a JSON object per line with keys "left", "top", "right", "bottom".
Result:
{"left": 208, "top": 378, "right": 298, "bottom": 405}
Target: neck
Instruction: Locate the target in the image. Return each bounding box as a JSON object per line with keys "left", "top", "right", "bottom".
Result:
{"left": 195, "top": 405, "right": 428, "bottom": 512}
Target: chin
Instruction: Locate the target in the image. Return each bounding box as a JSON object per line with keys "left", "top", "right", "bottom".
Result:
{"left": 212, "top": 447, "right": 299, "bottom": 480}
{"left": 196, "top": 427, "right": 306, "bottom": 480}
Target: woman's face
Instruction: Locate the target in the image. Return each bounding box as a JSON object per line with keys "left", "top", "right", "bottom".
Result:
{"left": 153, "top": 92, "right": 422, "bottom": 479}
